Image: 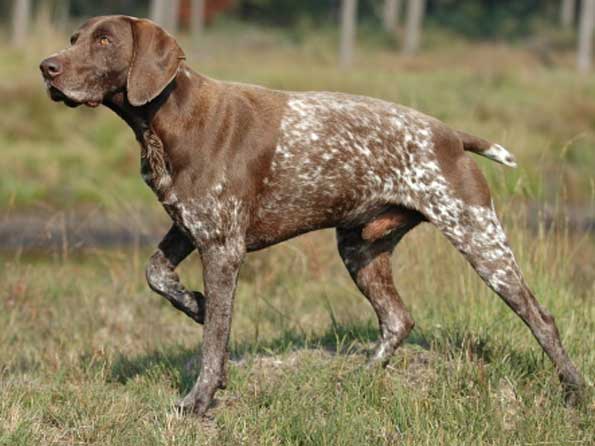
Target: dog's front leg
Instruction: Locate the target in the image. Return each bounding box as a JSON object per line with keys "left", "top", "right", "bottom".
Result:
{"left": 176, "top": 237, "right": 245, "bottom": 416}
{"left": 146, "top": 224, "right": 206, "bottom": 324}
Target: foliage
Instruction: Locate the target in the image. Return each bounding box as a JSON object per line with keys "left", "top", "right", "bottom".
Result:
{"left": 238, "top": 0, "right": 339, "bottom": 25}
{"left": 238, "top": 0, "right": 566, "bottom": 40}
{"left": 426, "top": 0, "right": 561, "bottom": 39}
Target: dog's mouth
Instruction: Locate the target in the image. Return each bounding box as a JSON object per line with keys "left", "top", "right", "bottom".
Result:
{"left": 48, "top": 85, "right": 80, "bottom": 108}
{"left": 46, "top": 84, "right": 101, "bottom": 108}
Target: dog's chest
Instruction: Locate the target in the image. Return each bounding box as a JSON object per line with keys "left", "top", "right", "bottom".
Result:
{"left": 140, "top": 129, "right": 173, "bottom": 197}
{"left": 138, "top": 129, "right": 246, "bottom": 245}
{"left": 140, "top": 157, "right": 156, "bottom": 188}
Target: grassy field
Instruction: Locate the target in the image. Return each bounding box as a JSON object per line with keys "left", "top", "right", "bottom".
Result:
{"left": 1, "top": 223, "right": 593, "bottom": 444}
{"left": 1, "top": 20, "right": 594, "bottom": 445}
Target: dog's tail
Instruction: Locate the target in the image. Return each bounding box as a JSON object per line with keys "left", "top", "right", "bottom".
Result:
{"left": 456, "top": 130, "right": 517, "bottom": 168}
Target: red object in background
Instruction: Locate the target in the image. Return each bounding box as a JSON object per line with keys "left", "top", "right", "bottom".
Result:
{"left": 179, "top": 0, "right": 234, "bottom": 27}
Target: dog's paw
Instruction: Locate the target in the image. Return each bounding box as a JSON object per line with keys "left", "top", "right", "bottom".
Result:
{"left": 175, "top": 390, "right": 217, "bottom": 417}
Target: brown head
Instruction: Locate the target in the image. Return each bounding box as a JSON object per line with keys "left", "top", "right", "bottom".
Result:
{"left": 39, "top": 15, "right": 185, "bottom": 109}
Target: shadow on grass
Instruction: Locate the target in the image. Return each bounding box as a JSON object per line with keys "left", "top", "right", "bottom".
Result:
{"left": 107, "top": 320, "right": 543, "bottom": 394}
{"left": 108, "top": 321, "right": 384, "bottom": 392}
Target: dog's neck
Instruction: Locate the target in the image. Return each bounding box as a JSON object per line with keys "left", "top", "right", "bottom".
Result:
{"left": 104, "top": 81, "right": 175, "bottom": 142}
{"left": 105, "top": 65, "right": 212, "bottom": 141}
{"left": 104, "top": 65, "right": 210, "bottom": 197}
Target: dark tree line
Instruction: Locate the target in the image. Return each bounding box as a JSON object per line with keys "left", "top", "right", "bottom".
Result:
{"left": 6, "top": 0, "right": 595, "bottom": 72}
{"left": 1, "top": 0, "right": 581, "bottom": 34}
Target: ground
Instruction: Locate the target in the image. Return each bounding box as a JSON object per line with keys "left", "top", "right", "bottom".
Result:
{"left": 0, "top": 20, "right": 593, "bottom": 445}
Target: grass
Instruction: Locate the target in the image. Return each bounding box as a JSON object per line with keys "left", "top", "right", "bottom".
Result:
{"left": 1, "top": 218, "right": 593, "bottom": 444}
{"left": 0, "top": 20, "right": 594, "bottom": 445}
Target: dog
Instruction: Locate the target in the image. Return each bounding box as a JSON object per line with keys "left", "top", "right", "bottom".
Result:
{"left": 40, "top": 15, "right": 585, "bottom": 415}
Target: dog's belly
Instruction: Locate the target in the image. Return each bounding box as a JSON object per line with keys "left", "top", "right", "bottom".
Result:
{"left": 247, "top": 167, "right": 395, "bottom": 250}
{"left": 245, "top": 92, "right": 441, "bottom": 250}
{"left": 246, "top": 192, "right": 389, "bottom": 251}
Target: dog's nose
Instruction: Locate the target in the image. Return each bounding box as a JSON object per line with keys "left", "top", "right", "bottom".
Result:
{"left": 39, "top": 57, "right": 63, "bottom": 79}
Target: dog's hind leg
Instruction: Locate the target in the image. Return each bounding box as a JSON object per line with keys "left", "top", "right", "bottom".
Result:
{"left": 146, "top": 224, "right": 206, "bottom": 324}
{"left": 336, "top": 211, "right": 421, "bottom": 365}
{"left": 418, "top": 163, "right": 585, "bottom": 403}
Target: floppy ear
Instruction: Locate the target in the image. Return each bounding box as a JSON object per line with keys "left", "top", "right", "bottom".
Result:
{"left": 127, "top": 18, "right": 185, "bottom": 107}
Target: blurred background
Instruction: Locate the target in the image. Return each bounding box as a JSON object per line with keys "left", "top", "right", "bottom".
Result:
{"left": 0, "top": 2, "right": 594, "bottom": 443}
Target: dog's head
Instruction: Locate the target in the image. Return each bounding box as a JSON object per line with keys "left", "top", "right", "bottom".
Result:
{"left": 40, "top": 15, "right": 185, "bottom": 108}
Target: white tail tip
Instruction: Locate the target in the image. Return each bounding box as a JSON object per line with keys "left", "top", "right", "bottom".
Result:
{"left": 484, "top": 144, "right": 517, "bottom": 168}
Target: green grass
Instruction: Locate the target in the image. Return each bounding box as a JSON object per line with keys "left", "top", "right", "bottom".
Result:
{"left": 1, "top": 21, "right": 594, "bottom": 445}
{"left": 1, "top": 219, "right": 593, "bottom": 444}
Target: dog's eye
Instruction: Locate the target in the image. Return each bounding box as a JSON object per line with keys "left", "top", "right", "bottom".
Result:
{"left": 98, "top": 36, "right": 110, "bottom": 47}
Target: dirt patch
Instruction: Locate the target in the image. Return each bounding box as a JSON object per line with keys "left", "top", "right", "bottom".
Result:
{"left": 1, "top": 204, "right": 592, "bottom": 252}
{"left": 0, "top": 203, "right": 595, "bottom": 252}
{"left": 0, "top": 210, "right": 166, "bottom": 252}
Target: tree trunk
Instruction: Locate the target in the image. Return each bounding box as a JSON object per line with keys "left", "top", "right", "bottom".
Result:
{"left": 191, "top": 0, "right": 205, "bottom": 43}
{"left": 164, "top": 0, "right": 181, "bottom": 34}
{"left": 383, "top": 0, "right": 401, "bottom": 32}
{"left": 150, "top": 0, "right": 166, "bottom": 25}
{"left": 561, "top": 0, "right": 576, "bottom": 28}
{"left": 12, "top": 0, "right": 31, "bottom": 48}
{"left": 340, "top": 0, "right": 357, "bottom": 68}
{"left": 55, "top": 0, "right": 71, "bottom": 30}
{"left": 402, "top": 0, "right": 425, "bottom": 55}
{"left": 578, "top": 0, "right": 595, "bottom": 73}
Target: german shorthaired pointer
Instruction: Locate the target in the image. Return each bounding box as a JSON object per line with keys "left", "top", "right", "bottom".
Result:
{"left": 40, "top": 16, "right": 585, "bottom": 415}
